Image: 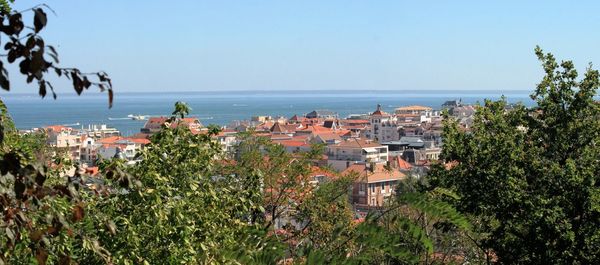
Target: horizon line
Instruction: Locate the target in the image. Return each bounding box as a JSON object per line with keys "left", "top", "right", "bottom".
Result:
{"left": 0, "top": 88, "right": 534, "bottom": 96}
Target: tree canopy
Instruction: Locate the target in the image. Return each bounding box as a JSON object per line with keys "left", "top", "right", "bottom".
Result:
{"left": 430, "top": 46, "right": 600, "bottom": 264}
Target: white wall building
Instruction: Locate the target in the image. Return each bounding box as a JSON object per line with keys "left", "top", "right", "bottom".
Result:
{"left": 327, "top": 138, "right": 388, "bottom": 171}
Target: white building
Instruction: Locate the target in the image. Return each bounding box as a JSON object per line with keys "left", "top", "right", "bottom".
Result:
{"left": 395, "top": 105, "right": 433, "bottom": 123}
{"left": 365, "top": 104, "right": 398, "bottom": 142}
{"left": 83, "top": 124, "right": 120, "bottom": 140}
{"left": 96, "top": 136, "right": 150, "bottom": 161}
{"left": 45, "top": 125, "right": 83, "bottom": 163}
{"left": 327, "top": 138, "right": 388, "bottom": 171}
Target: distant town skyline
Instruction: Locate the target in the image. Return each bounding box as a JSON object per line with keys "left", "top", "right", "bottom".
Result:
{"left": 8, "top": 1, "right": 600, "bottom": 92}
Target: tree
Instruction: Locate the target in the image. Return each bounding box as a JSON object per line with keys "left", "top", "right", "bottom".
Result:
{"left": 429, "top": 46, "right": 600, "bottom": 264}
{"left": 0, "top": 3, "right": 114, "bottom": 264}
{"left": 80, "top": 104, "right": 282, "bottom": 264}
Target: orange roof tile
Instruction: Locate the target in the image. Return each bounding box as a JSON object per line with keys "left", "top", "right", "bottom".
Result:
{"left": 394, "top": 156, "right": 413, "bottom": 170}
{"left": 333, "top": 138, "right": 383, "bottom": 148}
{"left": 395, "top": 105, "right": 432, "bottom": 111}
{"left": 275, "top": 140, "right": 309, "bottom": 147}
{"left": 44, "top": 125, "right": 72, "bottom": 132}
{"left": 342, "top": 164, "right": 405, "bottom": 183}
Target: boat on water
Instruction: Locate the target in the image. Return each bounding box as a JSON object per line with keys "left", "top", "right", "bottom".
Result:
{"left": 127, "top": 114, "right": 148, "bottom": 120}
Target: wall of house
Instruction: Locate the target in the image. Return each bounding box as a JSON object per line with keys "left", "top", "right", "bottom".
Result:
{"left": 367, "top": 181, "right": 397, "bottom": 207}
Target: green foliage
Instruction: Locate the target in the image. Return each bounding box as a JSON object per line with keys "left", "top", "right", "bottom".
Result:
{"left": 430, "top": 47, "right": 600, "bottom": 264}
{"left": 0, "top": 0, "right": 13, "bottom": 15}
{"left": 294, "top": 175, "right": 356, "bottom": 259}
{"left": 0, "top": 98, "right": 107, "bottom": 265}
{"left": 85, "top": 104, "right": 280, "bottom": 264}
{"left": 172, "top": 101, "right": 191, "bottom": 118}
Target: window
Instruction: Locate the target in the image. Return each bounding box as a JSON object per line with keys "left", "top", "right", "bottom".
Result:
{"left": 359, "top": 183, "right": 365, "bottom": 193}
{"left": 370, "top": 184, "right": 375, "bottom": 193}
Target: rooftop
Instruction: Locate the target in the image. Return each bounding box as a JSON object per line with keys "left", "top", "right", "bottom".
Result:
{"left": 342, "top": 164, "right": 406, "bottom": 183}
{"left": 395, "top": 105, "right": 433, "bottom": 111}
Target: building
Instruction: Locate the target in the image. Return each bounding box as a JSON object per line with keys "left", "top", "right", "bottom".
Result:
{"left": 251, "top": 116, "right": 271, "bottom": 122}
{"left": 275, "top": 139, "right": 312, "bottom": 153}
{"left": 395, "top": 105, "right": 433, "bottom": 123}
{"left": 442, "top": 99, "right": 462, "bottom": 111}
{"left": 45, "top": 125, "right": 83, "bottom": 163}
{"left": 327, "top": 138, "right": 388, "bottom": 171}
{"left": 270, "top": 122, "right": 299, "bottom": 136}
{"left": 395, "top": 105, "right": 433, "bottom": 116}
{"left": 83, "top": 124, "right": 120, "bottom": 140}
{"left": 214, "top": 130, "right": 238, "bottom": 156}
{"left": 141, "top": 117, "right": 204, "bottom": 134}
{"left": 96, "top": 136, "right": 151, "bottom": 161}
{"left": 310, "top": 132, "right": 342, "bottom": 145}
{"left": 80, "top": 136, "right": 98, "bottom": 165}
{"left": 344, "top": 163, "right": 406, "bottom": 208}
{"left": 381, "top": 137, "right": 424, "bottom": 156}
{"left": 365, "top": 104, "right": 399, "bottom": 142}
{"left": 305, "top": 110, "right": 338, "bottom": 119}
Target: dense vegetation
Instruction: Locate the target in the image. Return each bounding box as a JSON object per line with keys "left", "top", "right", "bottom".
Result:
{"left": 429, "top": 47, "right": 600, "bottom": 264}
{"left": 2, "top": 2, "right": 600, "bottom": 264}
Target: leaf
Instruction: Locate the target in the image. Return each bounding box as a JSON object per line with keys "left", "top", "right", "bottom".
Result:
{"left": 35, "top": 248, "right": 48, "bottom": 265}
{"left": 5, "top": 227, "right": 14, "bottom": 241}
{"left": 106, "top": 220, "right": 117, "bottom": 235}
{"left": 83, "top": 76, "right": 91, "bottom": 89}
{"left": 33, "top": 8, "right": 48, "bottom": 33}
{"left": 48, "top": 52, "right": 59, "bottom": 63}
{"left": 47, "top": 45, "right": 58, "bottom": 56}
{"left": 7, "top": 49, "right": 16, "bottom": 63}
{"left": 71, "top": 72, "right": 83, "bottom": 95}
{"left": 26, "top": 36, "right": 36, "bottom": 50}
{"left": 30, "top": 230, "right": 45, "bottom": 242}
{"left": 72, "top": 203, "right": 85, "bottom": 222}
{"left": 14, "top": 181, "right": 25, "bottom": 199}
{"left": 0, "top": 61, "right": 9, "bottom": 91}
{"left": 38, "top": 81, "right": 47, "bottom": 98}
{"left": 108, "top": 89, "right": 113, "bottom": 108}
{"left": 46, "top": 81, "right": 57, "bottom": 99}
{"left": 8, "top": 13, "right": 24, "bottom": 35}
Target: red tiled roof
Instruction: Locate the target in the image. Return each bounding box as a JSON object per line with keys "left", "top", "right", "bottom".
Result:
{"left": 394, "top": 156, "right": 413, "bottom": 170}
{"left": 98, "top": 136, "right": 150, "bottom": 145}
{"left": 333, "top": 138, "right": 383, "bottom": 148}
{"left": 341, "top": 119, "right": 370, "bottom": 124}
{"left": 275, "top": 140, "right": 309, "bottom": 147}
{"left": 44, "top": 125, "right": 71, "bottom": 132}
{"left": 289, "top": 115, "right": 305, "bottom": 121}
{"left": 342, "top": 164, "right": 405, "bottom": 183}
{"left": 298, "top": 125, "right": 332, "bottom": 133}
{"left": 309, "top": 166, "right": 337, "bottom": 179}
{"left": 370, "top": 104, "right": 389, "bottom": 116}
{"left": 129, "top": 138, "right": 151, "bottom": 144}
{"left": 395, "top": 105, "right": 432, "bottom": 111}
{"left": 270, "top": 122, "right": 298, "bottom": 134}
{"left": 98, "top": 136, "right": 122, "bottom": 144}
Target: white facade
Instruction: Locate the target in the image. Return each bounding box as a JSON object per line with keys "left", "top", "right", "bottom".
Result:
{"left": 326, "top": 139, "right": 388, "bottom": 171}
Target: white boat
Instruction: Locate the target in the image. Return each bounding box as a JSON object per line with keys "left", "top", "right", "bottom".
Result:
{"left": 127, "top": 114, "right": 147, "bottom": 120}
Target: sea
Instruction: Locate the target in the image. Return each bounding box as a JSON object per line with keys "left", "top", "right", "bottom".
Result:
{"left": 0, "top": 90, "right": 534, "bottom": 136}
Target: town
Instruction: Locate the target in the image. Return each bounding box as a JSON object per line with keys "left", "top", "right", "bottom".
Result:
{"left": 26, "top": 99, "right": 475, "bottom": 213}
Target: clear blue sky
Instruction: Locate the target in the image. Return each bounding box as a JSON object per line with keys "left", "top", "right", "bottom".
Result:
{"left": 10, "top": 1, "right": 600, "bottom": 92}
